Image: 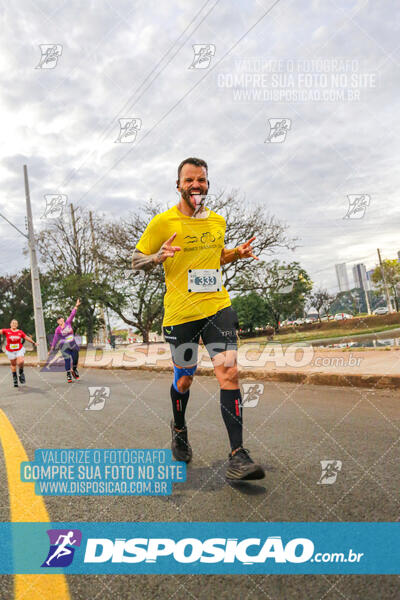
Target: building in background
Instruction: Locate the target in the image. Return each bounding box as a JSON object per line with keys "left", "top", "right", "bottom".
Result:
{"left": 352, "top": 263, "right": 369, "bottom": 291}
{"left": 366, "top": 269, "right": 375, "bottom": 289}
{"left": 366, "top": 266, "right": 382, "bottom": 291}
{"left": 335, "top": 263, "right": 350, "bottom": 292}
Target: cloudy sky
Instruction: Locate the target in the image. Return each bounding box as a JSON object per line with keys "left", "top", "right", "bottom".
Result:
{"left": 1, "top": 0, "right": 399, "bottom": 293}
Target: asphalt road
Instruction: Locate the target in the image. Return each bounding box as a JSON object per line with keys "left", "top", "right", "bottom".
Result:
{"left": 0, "top": 365, "right": 399, "bottom": 599}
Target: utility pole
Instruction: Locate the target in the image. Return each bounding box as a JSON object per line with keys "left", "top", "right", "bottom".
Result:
{"left": 365, "top": 290, "right": 371, "bottom": 315}
{"left": 364, "top": 286, "right": 371, "bottom": 315}
{"left": 89, "top": 211, "right": 106, "bottom": 344}
{"left": 70, "top": 203, "right": 81, "bottom": 274}
{"left": 377, "top": 248, "right": 393, "bottom": 313}
{"left": 24, "top": 165, "right": 48, "bottom": 362}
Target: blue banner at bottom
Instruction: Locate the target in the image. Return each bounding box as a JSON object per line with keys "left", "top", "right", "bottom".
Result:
{"left": 0, "top": 522, "right": 398, "bottom": 574}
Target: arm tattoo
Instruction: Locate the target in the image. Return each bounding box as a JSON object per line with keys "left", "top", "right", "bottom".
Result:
{"left": 132, "top": 248, "right": 159, "bottom": 272}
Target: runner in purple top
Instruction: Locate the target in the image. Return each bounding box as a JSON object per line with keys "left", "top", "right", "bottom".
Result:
{"left": 49, "top": 298, "right": 81, "bottom": 383}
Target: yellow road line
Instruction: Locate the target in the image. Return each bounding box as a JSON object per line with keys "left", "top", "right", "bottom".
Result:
{"left": 0, "top": 409, "right": 70, "bottom": 600}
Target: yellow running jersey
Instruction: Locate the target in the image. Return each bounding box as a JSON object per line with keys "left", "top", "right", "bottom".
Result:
{"left": 136, "top": 205, "right": 231, "bottom": 326}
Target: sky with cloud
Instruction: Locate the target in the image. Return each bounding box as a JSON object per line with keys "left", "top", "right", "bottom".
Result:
{"left": 1, "top": 0, "right": 399, "bottom": 295}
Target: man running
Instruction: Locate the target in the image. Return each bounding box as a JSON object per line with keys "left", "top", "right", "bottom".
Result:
{"left": 48, "top": 299, "right": 81, "bottom": 383}
{"left": 132, "top": 157, "right": 265, "bottom": 481}
{"left": 0, "top": 319, "right": 37, "bottom": 387}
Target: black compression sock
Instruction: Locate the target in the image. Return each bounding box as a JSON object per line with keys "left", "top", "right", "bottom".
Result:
{"left": 12, "top": 372, "right": 17, "bottom": 380}
{"left": 170, "top": 384, "right": 189, "bottom": 429}
{"left": 220, "top": 388, "right": 243, "bottom": 451}
{"left": 19, "top": 367, "right": 24, "bottom": 374}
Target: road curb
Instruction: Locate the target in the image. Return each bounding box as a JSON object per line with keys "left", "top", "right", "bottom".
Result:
{"left": 2, "top": 358, "right": 399, "bottom": 390}
{"left": 75, "top": 364, "right": 400, "bottom": 390}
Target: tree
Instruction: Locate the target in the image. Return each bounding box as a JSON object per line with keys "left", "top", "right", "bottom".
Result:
{"left": 233, "top": 260, "right": 313, "bottom": 332}
{"left": 36, "top": 205, "right": 115, "bottom": 342}
{"left": 329, "top": 287, "right": 383, "bottom": 315}
{"left": 102, "top": 269, "right": 165, "bottom": 344}
{"left": 371, "top": 259, "right": 400, "bottom": 311}
{"left": 329, "top": 291, "right": 353, "bottom": 315}
{"left": 212, "top": 190, "right": 297, "bottom": 290}
{"left": 0, "top": 269, "right": 54, "bottom": 336}
{"left": 231, "top": 292, "right": 270, "bottom": 332}
{"left": 308, "top": 288, "right": 335, "bottom": 321}
{"left": 96, "top": 202, "right": 165, "bottom": 343}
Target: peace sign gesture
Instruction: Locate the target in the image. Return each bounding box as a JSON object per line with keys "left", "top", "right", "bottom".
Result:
{"left": 155, "top": 233, "right": 182, "bottom": 264}
{"left": 236, "top": 236, "right": 259, "bottom": 260}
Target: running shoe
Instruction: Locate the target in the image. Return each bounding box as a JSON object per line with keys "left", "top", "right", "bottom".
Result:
{"left": 19, "top": 371, "right": 26, "bottom": 384}
{"left": 170, "top": 420, "right": 192, "bottom": 463}
{"left": 225, "top": 448, "right": 265, "bottom": 481}
{"left": 66, "top": 371, "right": 73, "bottom": 383}
{"left": 12, "top": 374, "right": 18, "bottom": 388}
{"left": 72, "top": 367, "right": 79, "bottom": 380}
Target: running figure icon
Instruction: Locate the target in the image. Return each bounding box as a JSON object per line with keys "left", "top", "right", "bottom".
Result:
{"left": 45, "top": 531, "right": 77, "bottom": 566}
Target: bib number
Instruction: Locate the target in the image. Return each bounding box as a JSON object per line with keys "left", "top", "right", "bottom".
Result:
{"left": 9, "top": 343, "right": 19, "bottom": 350}
{"left": 188, "top": 269, "right": 222, "bottom": 293}
{"left": 64, "top": 335, "right": 74, "bottom": 342}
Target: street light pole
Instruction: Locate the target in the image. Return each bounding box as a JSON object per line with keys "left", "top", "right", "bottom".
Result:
{"left": 89, "top": 210, "right": 106, "bottom": 344}
{"left": 23, "top": 165, "right": 48, "bottom": 362}
{"left": 377, "top": 248, "right": 393, "bottom": 313}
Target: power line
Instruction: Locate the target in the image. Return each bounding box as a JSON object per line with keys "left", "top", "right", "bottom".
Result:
{"left": 0, "top": 211, "right": 27, "bottom": 238}
{"left": 61, "top": 0, "right": 220, "bottom": 189}
{"left": 74, "top": 0, "right": 282, "bottom": 204}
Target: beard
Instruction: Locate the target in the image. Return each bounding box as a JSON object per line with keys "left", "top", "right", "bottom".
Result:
{"left": 181, "top": 185, "right": 209, "bottom": 211}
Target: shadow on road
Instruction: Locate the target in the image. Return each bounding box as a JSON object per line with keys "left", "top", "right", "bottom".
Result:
{"left": 16, "top": 386, "right": 45, "bottom": 394}
{"left": 167, "top": 460, "right": 275, "bottom": 495}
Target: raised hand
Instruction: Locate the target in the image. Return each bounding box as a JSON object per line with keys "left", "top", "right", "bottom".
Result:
{"left": 155, "top": 233, "right": 182, "bottom": 264}
{"left": 237, "top": 236, "right": 259, "bottom": 260}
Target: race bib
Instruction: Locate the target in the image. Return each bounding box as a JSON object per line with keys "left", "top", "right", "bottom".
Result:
{"left": 9, "top": 343, "right": 19, "bottom": 350}
{"left": 64, "top": 335, "right": 74, "bottom": 342}
{"left": 188, "top": 269, "right": 222, "bottom": 293}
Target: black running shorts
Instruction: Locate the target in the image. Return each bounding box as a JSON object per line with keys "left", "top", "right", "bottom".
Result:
{"left": 163, "top": 306, "right": 239, "bottom": 367}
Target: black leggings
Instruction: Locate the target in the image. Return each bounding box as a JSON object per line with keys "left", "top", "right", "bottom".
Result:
{"left": 61, "top": 345, "right": 79, "bottom": 371}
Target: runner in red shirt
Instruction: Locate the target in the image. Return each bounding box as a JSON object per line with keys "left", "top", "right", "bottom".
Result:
{"left": 0, "top": 319, "right": 37, "bottom": 387}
